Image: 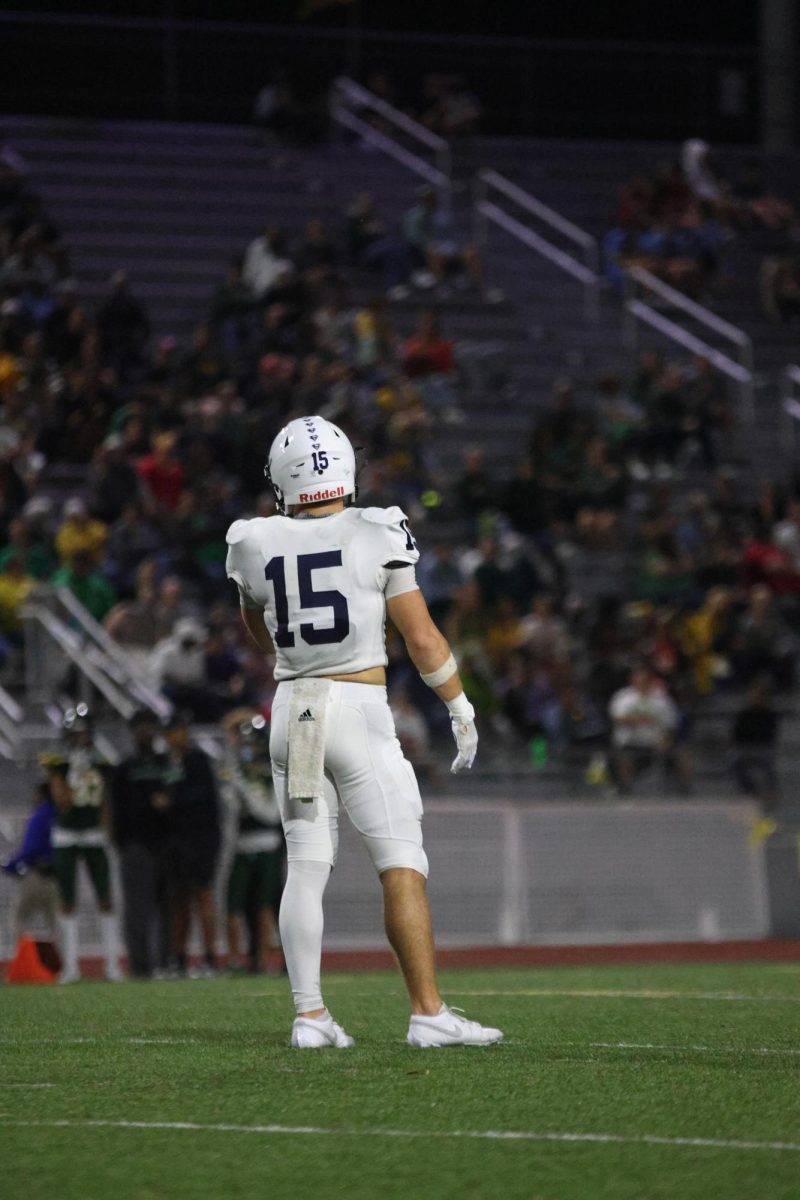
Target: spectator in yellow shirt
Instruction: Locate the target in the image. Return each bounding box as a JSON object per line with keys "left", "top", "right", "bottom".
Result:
{"left": 0, "top": 554, "right": 35, "bottom": 635}
{"left": 55, "top": 497, "right": 108, "bottom": 568}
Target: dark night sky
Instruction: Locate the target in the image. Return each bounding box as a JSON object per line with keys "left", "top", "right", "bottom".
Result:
{"left": 8, "top": 1, "right": 759, "bottom": 45}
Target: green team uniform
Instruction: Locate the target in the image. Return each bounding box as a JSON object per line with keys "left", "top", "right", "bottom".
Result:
{"left": 50, "top": 750, "right": 112, "bottom": 907}
{"left": 224, "top": 766, "right": 285, "bottom": 916}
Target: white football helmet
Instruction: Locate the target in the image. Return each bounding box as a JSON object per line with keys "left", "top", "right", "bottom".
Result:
{"left": 266, "top": 415, "right": 357, "bottom": 514}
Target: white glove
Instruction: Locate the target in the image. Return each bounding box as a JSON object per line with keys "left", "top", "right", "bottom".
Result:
{"left": 447, "top": 693, "right": 477, "bottom": 773}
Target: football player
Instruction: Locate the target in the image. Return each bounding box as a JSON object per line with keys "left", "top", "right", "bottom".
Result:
{"left": 226, "top": 415, "right": 502, "bottom": 1047}
{"left": 44, "top": 705, "right": 123, "bottom": 982}
{"left": 221, "top": 710, "right": 286, "bottom": 973}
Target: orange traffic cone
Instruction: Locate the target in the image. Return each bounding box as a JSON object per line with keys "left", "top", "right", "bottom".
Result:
{"left": 5, "top": 934, "right": 57, "bottom": 984}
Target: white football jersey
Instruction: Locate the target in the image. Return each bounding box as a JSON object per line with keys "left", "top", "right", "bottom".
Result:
{"left": 225, "top": 506, "right": 419, "bottom": 680}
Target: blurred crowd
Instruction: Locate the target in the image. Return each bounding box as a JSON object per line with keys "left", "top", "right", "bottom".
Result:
{"left": 1, "top": 135, "right": 797, "bottom": 805}
{"left": 606, "top": 137, "right": 795, "bottom": 300}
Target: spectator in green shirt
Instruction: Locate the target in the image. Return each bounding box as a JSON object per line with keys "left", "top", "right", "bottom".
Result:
{"left": 51, "top": 550, "right": 116, "bottom": 622}
{"left": 0, "top": 517, "right": 56, "bottom": 580}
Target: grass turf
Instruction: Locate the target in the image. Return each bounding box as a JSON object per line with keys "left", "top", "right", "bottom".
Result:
{"left": 2, "top": 963, "right": 800, "bottom": 1200}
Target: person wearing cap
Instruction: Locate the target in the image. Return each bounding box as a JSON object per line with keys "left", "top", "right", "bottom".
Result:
{"left": 55, "top": 497, "right": 108, "bottom": 569}
{"left": 150, "top": 617, "right": 221, "bottom": 721}
{"left": 161, "top": 712, "right": 221, "bottom": 978}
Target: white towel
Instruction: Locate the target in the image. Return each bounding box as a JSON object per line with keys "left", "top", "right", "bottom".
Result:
{"left": 287, "top": 678, "right": 332, "bottom": 803}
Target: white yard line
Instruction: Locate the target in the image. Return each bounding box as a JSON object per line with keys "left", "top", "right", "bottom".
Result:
{"left": 445, "top": 988, "right": 800, "bottom": 1002}
{"left": 2, "top": 1118, "right": 799, "bottom": 1154}
{"left": 587, "top": 1042, "right": 800, "bottom": 1056}
{"left": 125, "top": 1039, "right": 198, "bottom": 1046}
{"left": 0, "top": 1037, "right": 197, "bottom": 1047}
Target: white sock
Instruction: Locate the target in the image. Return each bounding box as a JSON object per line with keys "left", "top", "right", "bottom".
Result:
{"left": 59, "top": 915, "right": 79, "bottom": 976}
{"left": 100, "top": 914, "right": 119, "bottom": 973}
{"left": 279, "top": 861, "right": 331, "bottom": 1015}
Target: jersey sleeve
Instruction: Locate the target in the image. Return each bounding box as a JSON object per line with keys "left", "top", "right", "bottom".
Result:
{"left": 360, "top": 506, "right": 420, "bottom": 595}
{"left": 225, "top": 520, "right": 263, "bottom": 609}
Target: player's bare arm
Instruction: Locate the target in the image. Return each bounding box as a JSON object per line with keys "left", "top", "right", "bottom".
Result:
{"left": 386, "top": 588, "right": 462, "bottom": 701}
{"left": 387, "top": 588, "right": 478, "bottom": 772}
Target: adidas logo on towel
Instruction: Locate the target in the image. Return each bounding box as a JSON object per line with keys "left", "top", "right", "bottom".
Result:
{"left": 298, "top": 709, "right": 315, "bottom": 722}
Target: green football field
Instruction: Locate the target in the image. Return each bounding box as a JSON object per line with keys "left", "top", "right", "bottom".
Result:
{"left": 2, "top": 963, "right": 800, "bottom": 1200}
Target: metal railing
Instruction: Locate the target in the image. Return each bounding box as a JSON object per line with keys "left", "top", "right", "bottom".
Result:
{"left": 23, "top": 600, "right": 137, "bottom": 719}
{"left": 0, "top": 684, "right": 22, "bottom": 759}
{"left": 622, "top": 266, "right": 755, "bottom": 428}
{"left": 54, "top": 587, "right": 171, "bottom": 720}
{"left": 329, "top": 76, "right": 451, "bottom": 191}
{"left": 473, "top": 169, "right": 601, "bottom": 321}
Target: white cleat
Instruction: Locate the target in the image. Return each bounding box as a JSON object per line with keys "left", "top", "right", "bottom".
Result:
{"left": 291, "top": 1011, "right": 355, "bottom": 1049}
{"left": 407, "top": 1004, "right": 503, "bottom": 1048}
{"left": 57, "top": 968, "right": 81, "bottom": 985}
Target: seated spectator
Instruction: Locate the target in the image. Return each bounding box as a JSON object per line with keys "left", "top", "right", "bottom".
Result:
{"left": 353, "top": 296, "right": 398, "bottom": 373}
{"left": 252, "top": 67, "right": 323, "bottom": 146}
{"left": 137, "top": 432, "right": 185, "bottom": 513}
{"left": 680, "top": 586, "right": 735, "bottom": 695}
{"left": 617, "top": 175, "right": 655, "bottom": 232}
{"left": 104, "top": 560, "right": 162, "bottom": 674}
{"left": 55, "top": 497, "right": 107, "bottom": 569}
{"left": 1, "top": 229, "right": 57, "bottom": 322}
{"left": 150, "top": 616, "right": 222, "bottom": 721}
{"left": 731, "top": 679, "right": 780, "bottom": 811}
{"left": 608, "top": 666, "right": 687, "bottom": 794}
{"left": 104, "top": 502, "right": 162, "bottom": 595}
{"left": 180, "top": 322, "right": 229, "bottom": 398}
{"left": 416, "top": 541, "right": 462, "bottom": 625}
{"left": 241, "top": 224, "right": 293, "bottom": 302}
{"left": 344, "top": 192, "right": 412, "bottom": 297}
{"left": 95, "top": 270, "right": 150, "bottom": 378}
{"left": 401, "top": 309, "right": 455, "bottom": 378}
{"left": 418, "top": 74, "right": 483, "bottom": 138}
{"left": 0, "top": 552, "right": 35, "bottom": 637}
{"left": 733, "top": 584, "right": 795, "bottom": 691}
{"left": 293, "top": 217, "right": 337, "bottom": 279}
{"left": 519, "top": 594, "right": 571, "bottom": 665}
{"left": 402, "top": 187, "right": 484, "bottom": 293}
{"left": 87, "top": 434, "right": 146, "bottom": 524}
{"left": 211, "top": 259, "right": 255, "bottom": 355}
{"left": 0, "top": 515, "right": 55, "bottom": 579}
{"left": 51, "top": 549, "right": 116, "bottom": 622}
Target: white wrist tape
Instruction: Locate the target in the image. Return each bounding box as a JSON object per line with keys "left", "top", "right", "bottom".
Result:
{"left": 419, "top": 653, "right": 457, "bottom": 689}
{"left": 446, "top": 692, "right": 475, "bottom": 724}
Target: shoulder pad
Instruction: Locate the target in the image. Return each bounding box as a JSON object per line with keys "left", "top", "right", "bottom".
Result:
{"left": 226, "top": 517, "right": 274, "bottom": 546}
{"left": 226, "top": 519, "right": 252, "bottom": 546}
{"left": 359, "top": 506, "right": 408, "bottom": 527}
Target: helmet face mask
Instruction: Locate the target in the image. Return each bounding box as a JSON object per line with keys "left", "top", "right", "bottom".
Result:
{"left": 266, "top": 415, "right": 357, "bottom": 515}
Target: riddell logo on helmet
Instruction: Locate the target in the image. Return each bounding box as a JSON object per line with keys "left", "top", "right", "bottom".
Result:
{"left": 298, "top": 485, "right": 345, "bottom": 502}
